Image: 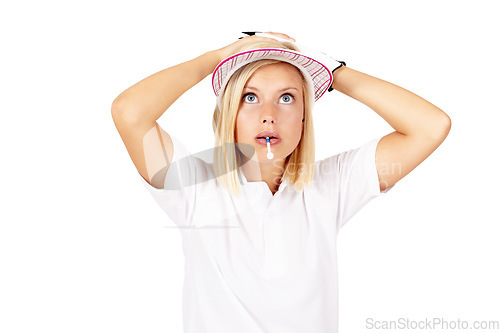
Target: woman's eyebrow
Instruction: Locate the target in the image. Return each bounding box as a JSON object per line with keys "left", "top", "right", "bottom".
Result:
{"left": 244, "top": 86, "right": 299, "bottom": 92}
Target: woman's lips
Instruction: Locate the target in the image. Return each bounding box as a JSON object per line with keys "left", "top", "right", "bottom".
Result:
{"left": 255, "top": 137, "right": 281, "bottom": 146}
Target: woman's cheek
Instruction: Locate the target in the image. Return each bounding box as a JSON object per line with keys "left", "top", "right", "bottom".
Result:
{"left": 235, "top": 111, "right": 254, "bottom": 141}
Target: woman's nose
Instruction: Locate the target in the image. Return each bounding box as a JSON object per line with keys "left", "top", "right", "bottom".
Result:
{"left": 262, "top": 116, "right": 275, "bottom": 124}
{"left": 260, "top": 103, "right": 277, "bottom": 124}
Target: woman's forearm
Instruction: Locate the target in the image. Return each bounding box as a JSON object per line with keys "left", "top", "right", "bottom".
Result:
{"left": 331, "top": 66, "right": 451, "bottom": 138}
{"left": 112, "top": 50, "right": 221, "bottom": 123}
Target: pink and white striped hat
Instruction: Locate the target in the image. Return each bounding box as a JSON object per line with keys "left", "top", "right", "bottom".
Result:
{"left": 212, "top": 48, "right": 331, "bottom": 108}
{"left": 212, "top": 35, "right": 345, "bottom": 109}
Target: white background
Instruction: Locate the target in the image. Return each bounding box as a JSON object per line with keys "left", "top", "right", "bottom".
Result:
{"left": 1, "top": 0, "right": 499, "bottom": 332}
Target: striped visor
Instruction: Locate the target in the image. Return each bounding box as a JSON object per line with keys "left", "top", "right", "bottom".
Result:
{"left": 212, "top": 48, "right": 333, "bottom": 108}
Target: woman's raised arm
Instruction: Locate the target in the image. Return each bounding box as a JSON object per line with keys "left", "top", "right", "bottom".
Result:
{"left": 110, "top": 33, "right": 294, "bottom": 188}
{"left": 110, "top": 50, "right": 222, "bottom": 188}
{"left": 331, "top": 66, "right": 452, "bottom": 192}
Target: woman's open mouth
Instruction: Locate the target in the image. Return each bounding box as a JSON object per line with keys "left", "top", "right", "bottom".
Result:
{"left": 255, "top": 131, "right": 281, "bottom": 145}
{"left": 255, "top": 137, "right": 281, "bottom": 145}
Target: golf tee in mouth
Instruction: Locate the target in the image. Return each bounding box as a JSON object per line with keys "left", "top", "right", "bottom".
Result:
{"left": 266, "top": 137, "right": 274, "bottom": 159}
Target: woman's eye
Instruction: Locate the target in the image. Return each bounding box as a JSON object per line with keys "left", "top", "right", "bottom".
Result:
{"left": 243, "top": 93, "right": 258, "bottom": 103}
{"left": 280, "top": 94, "right": 294, "bottom": 104}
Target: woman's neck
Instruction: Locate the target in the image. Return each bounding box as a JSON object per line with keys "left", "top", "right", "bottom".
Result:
{"left": 240, "top": 157, "right": 285, "bottom": 194}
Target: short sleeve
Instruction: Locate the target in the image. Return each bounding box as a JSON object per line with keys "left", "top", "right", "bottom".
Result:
{"left": 138, "top": 134, "right": 198, "bottom": 227}
{"left": 335, "top": 136, "right": 395, "bottom": 230}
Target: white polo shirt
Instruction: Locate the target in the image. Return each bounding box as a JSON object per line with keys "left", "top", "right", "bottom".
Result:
{"left": 138, "top": 134, "right": 394, "bottom": 333}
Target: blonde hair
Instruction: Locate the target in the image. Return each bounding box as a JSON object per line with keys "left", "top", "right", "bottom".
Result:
{"left": 212, "top": 40, "right": 315, "bottom": 197}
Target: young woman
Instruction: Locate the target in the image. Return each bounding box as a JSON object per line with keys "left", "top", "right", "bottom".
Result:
{"left": 111, "top": 32, "right": 451, "bottom": 333}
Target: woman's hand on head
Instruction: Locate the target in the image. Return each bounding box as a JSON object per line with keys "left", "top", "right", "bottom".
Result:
{"left": 214, "top": 32, "right": 296, "bottom": 63}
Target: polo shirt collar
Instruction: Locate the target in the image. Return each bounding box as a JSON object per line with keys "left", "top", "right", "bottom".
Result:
{"left": 239, "top": 170, "right": 289, "bottom": 195}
